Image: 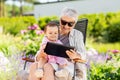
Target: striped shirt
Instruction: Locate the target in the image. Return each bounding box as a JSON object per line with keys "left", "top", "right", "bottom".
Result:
{"left": 59, "top": 34, "right": 70, "bottom": 47}
{"left": 59, "top": 29, "right": 86, "bottom": 60}
{"left": 59, "top": 29, "right": 87, "bottom": 80}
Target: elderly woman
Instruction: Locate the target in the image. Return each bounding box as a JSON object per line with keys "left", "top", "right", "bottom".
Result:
{"left": 29, "top": 7, "right": 87, "bottom": 80}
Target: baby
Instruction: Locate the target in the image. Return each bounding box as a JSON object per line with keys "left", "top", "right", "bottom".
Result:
{"left": 35, "top": 22, "right": 69, "bottom": 78}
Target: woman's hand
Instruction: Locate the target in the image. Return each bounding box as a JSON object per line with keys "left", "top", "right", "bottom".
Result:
{"left": 66, "top": 49, "right": 81, "bottom": 60}
{"left": 66, "top": 49, "right": 86, "bottom": 63}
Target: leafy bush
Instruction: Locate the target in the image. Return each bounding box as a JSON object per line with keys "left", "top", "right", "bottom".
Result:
{"left": 0, "top": 16, "right": 36, "bottom": 35}
{"left": 79, "top": 12, "right": 120, "bottom": 42}
{"left": 20, "top": 24, "right": 44, "bottom": 57}
{"left": 0, "top": 33, "right": 21, "bottom": 57}
{"left": 89, "top": 51, "right": 120, "bottom": 80}
{"left": 38, "top": 16, "right": 58, "bottom": 30}
{"left": 103, "top": 22, "right": 120, "bottom": 42}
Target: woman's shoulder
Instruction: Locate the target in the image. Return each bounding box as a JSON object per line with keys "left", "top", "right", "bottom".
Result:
{"left": 71, "top": 29, "right": 83, "bottom": 35}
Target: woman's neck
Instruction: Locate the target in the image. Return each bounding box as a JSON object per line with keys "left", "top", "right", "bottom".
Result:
{"left": 60, "top": 32, "right": 70, "bottom": 36}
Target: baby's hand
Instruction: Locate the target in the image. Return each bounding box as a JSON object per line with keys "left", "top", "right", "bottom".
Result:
{"left": 41, "top": 44, "right": 46, "bottom": 50}
{"left": 40, "top": 49, "right": 47, "bottom": 59}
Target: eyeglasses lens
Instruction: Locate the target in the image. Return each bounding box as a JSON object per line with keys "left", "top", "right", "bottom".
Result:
{"left": 61, "top": 19, "right": 74, "bottom": 27}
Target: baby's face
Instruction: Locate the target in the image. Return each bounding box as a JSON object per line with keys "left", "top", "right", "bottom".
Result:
{"left": 45, "top": 26, "right": 59, "bottom": 42}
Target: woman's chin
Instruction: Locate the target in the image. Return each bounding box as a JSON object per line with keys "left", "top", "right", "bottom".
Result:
{"left": 63, "top": 31, "right": 69, "bottom": 35}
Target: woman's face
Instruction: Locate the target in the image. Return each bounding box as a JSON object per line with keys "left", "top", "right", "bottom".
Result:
{"left": 60, "top": 15, "right": 76, "bottom": 35}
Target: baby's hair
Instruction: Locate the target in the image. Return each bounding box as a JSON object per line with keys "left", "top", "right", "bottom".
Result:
{"left": 44, "top": 21, "right": 59, "bottom": 33}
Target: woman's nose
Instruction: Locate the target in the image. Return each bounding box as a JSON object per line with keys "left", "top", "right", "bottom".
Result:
{"left": 64, "top": 24, "right": 70, "bottom": 28}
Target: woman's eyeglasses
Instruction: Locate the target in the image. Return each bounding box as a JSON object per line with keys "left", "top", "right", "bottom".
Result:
{"left": 61, "top": 19, "right": 75, "bottom": 27}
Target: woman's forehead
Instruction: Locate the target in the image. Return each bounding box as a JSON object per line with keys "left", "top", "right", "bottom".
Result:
{"left": 61, "top": 15, "right": 75, "bottom": 22}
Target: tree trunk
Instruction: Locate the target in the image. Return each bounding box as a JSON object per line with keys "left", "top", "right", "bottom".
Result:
{"left": 0, "top": 0, "right": 2, "bottom": 17}
{"left": 0, "top": 0, "right": 5, "bottom": 17}
{"left": 20, "top": 0, "right": 23, "bottom": 16}
{"left": 12, "top": 0, "right": 15, "bottom": 16}
{"left": 2, "top": 1, "right": 4, "bottom": 17}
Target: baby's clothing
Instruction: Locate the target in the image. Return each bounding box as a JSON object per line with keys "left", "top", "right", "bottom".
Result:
{"left": 48, "top": 55, "right": 68, "bottom": 65}
{"left": 35, "top": 36, "right": 68, "bottom": 67}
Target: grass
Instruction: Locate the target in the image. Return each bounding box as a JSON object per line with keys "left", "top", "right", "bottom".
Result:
{"left": 86, "top": 37, "right": 120, "bottom": 53}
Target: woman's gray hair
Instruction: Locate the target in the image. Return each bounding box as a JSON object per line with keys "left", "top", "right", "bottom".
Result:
{"left": 60, "top": 7, "right": 78, "bottom": 22}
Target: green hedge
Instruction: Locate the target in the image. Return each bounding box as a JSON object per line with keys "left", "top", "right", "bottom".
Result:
{"left": 0, "top": 12, "right": 120, "bottom": 42}
{"left": 38, "top": 16, "right": 58, "bottom": 30}
{"left": 103, "top": 22, "right": 120, "bottom": 42}
{"left": 0, "top": 16, "right": 36, "bottom": 35}
{"left": 79, "top": 12, "right": 120, "bottom": 42}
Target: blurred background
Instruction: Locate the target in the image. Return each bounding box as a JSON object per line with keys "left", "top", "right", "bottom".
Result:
{"left": 0, "top": 0, "right": 120, "bottom": 80}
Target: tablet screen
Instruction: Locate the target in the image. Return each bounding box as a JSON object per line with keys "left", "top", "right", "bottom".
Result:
{"left": 44, "top": 42, "right": 74, "bottom": 58}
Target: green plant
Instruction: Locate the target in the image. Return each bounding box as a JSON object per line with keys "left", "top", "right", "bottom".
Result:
{"left": 0, "top": 33, "right": 21, "bottom": 57}
{"left": 38, "top": 16, "right": 58, "bottom": 30}
{"left": 103, "top": 22, "right": 120, "bottom": 42}
{"left": 89, "top": 53, "right": 120, "bottom": 80}
{"left": 0, "top": 16, "right": 36, "bottom": 35}
{"left": 0, "top": 70, "right": 16, "bottom": 80}
{"left": 20, "top": 24, "right": 44, "bottom": 57}
{"left": 79, "top": 12, "right": 120, "bottom": 42}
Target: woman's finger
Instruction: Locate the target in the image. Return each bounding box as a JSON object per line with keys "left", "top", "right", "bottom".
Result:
{"left": 66, "top": 50, "right": 82, "bottom": 60}
{"left": 70, "top": 49, "right": 76, "bottom": 53}
{"left": 66, "top": 50, "right": 73, "bottom": 59}
{"left": 73, "top": 58, "right": 86, "bottom": 63}
{"left": 66, "top": 50, "right": 78, "bottom": 59}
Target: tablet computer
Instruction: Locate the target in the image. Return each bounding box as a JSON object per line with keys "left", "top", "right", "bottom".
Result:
{"left": 44, "top": 42, "right": 74, "bottom": 58}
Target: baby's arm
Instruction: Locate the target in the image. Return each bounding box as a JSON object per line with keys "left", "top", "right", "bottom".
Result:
{"left": 35, "top": 44, "right": 48, "bottom": 69}
{"left": 35, "top": 48, "right": 47, "bottom": 78}
{"left": 35, "top": 44, "right": 47, "bottom": 62}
